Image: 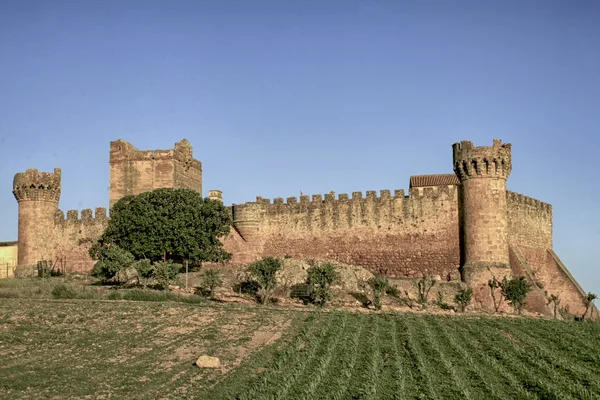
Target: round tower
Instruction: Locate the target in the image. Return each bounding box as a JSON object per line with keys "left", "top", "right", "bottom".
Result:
{"left": 13, "top": 168, "right": 61, "bottom": 266}
{"left": 208, "top": 190, "right": 223, "bottom": 203}
{"left": 453, "top": 139, "right": 512, "bottom": 286}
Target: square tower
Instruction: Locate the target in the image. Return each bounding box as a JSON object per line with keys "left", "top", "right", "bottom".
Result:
{"left": 109, "top": 139, "right": 202, "bottom": 209}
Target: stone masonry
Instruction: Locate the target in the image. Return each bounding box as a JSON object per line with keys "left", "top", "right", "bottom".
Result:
{"left": 11, "top": 138, "right": 591, "bottom": 314}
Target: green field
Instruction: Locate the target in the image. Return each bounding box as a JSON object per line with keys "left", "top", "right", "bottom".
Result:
{"left": 1, "top": 298, "right": 599, "bottom": 400}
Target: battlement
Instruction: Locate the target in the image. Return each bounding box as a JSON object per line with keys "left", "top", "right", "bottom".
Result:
{"left": 54, "top": 207, "right": 108, "bottom": 226}
{"left": 251, "top": 186, "right": 457, "bottom": 207}
{"left": 109, "top": 139, "right": 202, "bottom": 168}
{"left": 13, "top": 168, "right": 62, "bottom": 202}
{"left": 507, "top": 191, "right": 552, "bottom": 213}
{"left": 452, "top": 139, "right": 512, "bottom": 180}
{"left": 208, "top": 190, "right": 223, "bottom": 202}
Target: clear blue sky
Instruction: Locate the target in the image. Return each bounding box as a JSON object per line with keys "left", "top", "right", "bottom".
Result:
{"left": 1, "top": 1, "right": 599, "bottom": 294}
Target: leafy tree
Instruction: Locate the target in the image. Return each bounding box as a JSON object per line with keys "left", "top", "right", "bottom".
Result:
{"left": 582, "top": 292, "right": 597, "bottom": 321}
{"left": 501, "top": 276, "right": 532, "bottom": 315}
{"left": 90, "top": 243, "right": 135, "bottom": 283}
{"left": 247, "top": 257, "right": 282, "bottom": 305}
{"left": 93, "top": 188, "right": 233, "bottom": 264}
{"left": 306, "top": 262, "right": 340, "bottom": 307}
{"left": 454, "top": 288, "right": 473, "bottom": 312}
{"left": 200, "top": 268, "right": 223, "bottom": 299}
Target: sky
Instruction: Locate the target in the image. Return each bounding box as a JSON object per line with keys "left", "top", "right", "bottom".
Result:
{"left": 1, "top": 0, "right": 599, "bottom": 294}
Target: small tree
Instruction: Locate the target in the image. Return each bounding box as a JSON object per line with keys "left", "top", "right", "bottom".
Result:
{"left": 501, "top": 276, "right": 532, "bottom": 315}
{"left": 416, "top": 275, "right": 436, "bottom": 307}
{"left": 306, "top": 262, "right": 340, "bottom": 307}
{"left": 200, "top": 268, "right": 223, "bottom": 299}
{"left": 367, "top": 275, "right": 389, "bottom": 311}
{"left": 454, "top": 288, "right": 473, "bottom": 312}
{"left": 488, "top": 276, "right": 507, "bottom": 313}
{"left": 546, "top": 294, "right": 561, "bottom": 320}
{"left": 582, "top": 292, "right": 597, "bottom": 321}
{"left": 248, "top": 257, "right": 282, "bottom": 305}
{"left": 90, "top": 244, "right": 135, "bottom": 283}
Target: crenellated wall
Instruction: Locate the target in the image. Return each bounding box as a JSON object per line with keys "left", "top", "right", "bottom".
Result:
{"left": 51, "top": 208, "right": 109, "bottom": 273}
{"left": 109, "top": 139, "right": 202, "bottom": 209}
{"left": 507, "top": 191, "right": 553, "bottom": 250}
{"left": 229, "top": 185, "right": 461, "bottom": 279}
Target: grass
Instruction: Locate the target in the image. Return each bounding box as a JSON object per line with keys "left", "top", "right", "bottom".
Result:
{"left": 0, "top": 297, "right": 599, "bottom": 400}
{"left": 1, "top": 278, "right": 599, "bottom": 399}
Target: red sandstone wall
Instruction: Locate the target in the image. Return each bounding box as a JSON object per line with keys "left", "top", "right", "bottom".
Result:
{"left": 52, "top": 208, "right": 108, "bottom": 274}
{"left": 229, "top": 186, "right": 461, "bottom": 279}
{"left": 507, "top": 191, "right": 587, "bottom": 316}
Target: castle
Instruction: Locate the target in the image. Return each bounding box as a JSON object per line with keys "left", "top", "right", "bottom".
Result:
{"left": 7, "top": 138, "right": 589, "bottom": 314}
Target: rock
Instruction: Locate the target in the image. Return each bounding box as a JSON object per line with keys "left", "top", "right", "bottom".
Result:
{"left": 196, "top": 355, "right": 221, "bottom": 368}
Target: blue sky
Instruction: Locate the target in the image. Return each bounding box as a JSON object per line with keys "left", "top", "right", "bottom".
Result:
{"left": 1, "top": 0, "right": 599, "bottom": 294}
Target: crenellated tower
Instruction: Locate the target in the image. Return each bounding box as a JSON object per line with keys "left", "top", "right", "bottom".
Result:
{"left": 12, "top": 168, "right": 61, "bottom": 266}
{"left": 453, "top": 139, "right": 512, "bottom": 286}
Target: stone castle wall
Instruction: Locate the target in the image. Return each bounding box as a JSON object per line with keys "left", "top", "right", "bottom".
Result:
{"left": 109, "top": 139, "right": 202, "bottom": 209}
{"left": 51, "top": 208, "right": 109, "bottom": 273}
{"left": 227, "top": 185, "right": 461, "bottom": 280}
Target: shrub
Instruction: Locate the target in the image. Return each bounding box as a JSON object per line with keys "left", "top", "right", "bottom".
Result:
{"left": 367, "top": 275, "right": 389, "bottom": 311}
{"left": 501, "top": 276, "right": 532, "bottom": 314}
{"left": 107, "top": 290, "right": 122, "bottom": 300}
{"left": 247, "top": 257, "right": 282, "bottom": 305}
{"left": 90, "top": 244, "right": 135, "bottom": 283}
{"left": 151, "top": 261, "right": 182, "bottom": 290}
{"left": 51, "top": 284, "right": 76, "bottom": 299}
{"left": 132, "top": 259, "right": 153, "bottom": 288}
{"left": 454, "top": 288, "right": 473, "bottom": 312}
{"left": 416, "top": 275, "right": 436, "bottom": 306}
{"left": 546, "top": 294, "right": 561, "bottom": 320}
{"left": 582, "top": 292, "right": 597, "bottom": 321}
{"left": 306, "top": 262, "right": 339, "bottom": 307}
{"left": 200, "top": 268, "right": 223, "bottom": 298}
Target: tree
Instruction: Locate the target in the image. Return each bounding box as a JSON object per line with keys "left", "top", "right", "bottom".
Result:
{"left": 454, "top": 288, "right": 473, "bottom": 312}
{"left": 416, "top": 275, "right": 436, "bottom": 307}
{"left": 93, "top": 188, "right": 233, "bottom": 263}
{"left": 488, "top": 276, "right": 506, "bottom": 313}
{"left": 582, "top": 292, "right": 597, "bottom": 321}
{"left": 501, "top": 276, "right": 532, "bottom": 315}
{"left": 247, "top": 257, "right": 282, "bottom": 305}
{"left": 546, "top": 294, "right": 561, "bottom": 320}
{"left": 306, "top": 262, "right": 340, "bottom": 307}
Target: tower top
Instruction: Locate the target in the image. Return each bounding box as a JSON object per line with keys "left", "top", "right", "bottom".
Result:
{"left": 13, "top": 168, "right": 62, "bottom": 203}
{"left": 452, "top": 139, "right": 512, "bottom": 181}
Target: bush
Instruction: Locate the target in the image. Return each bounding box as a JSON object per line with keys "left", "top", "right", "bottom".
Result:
{"left": 151, "top": 261, "right": 182, "bottom": 290}
{"left": 247, "top": 257, "right": 282, "bottom": 305}
{"left": 582, "top": 292, "right": 597, "bottom": 321}
{"left": 454, "top": 288, "right": 473, "bottom": 312}
{"left": 132, "top": 259, "right": 153, "bottom": 287}
{"left": 51, "top": 284, "right": 76, "bottom": 299}
{"left": 501, "top": 276, "right": 532, "bottom": 314}
{"left": 90, "top": 244, "right": 135, "bottom": 283}
{"left": 416, "top": 276, "right": 436, "bottom": 307}
{"left": 367, "top": 275, "right": 390, "bottom": 311}
{"left": 306, "top": 263, "right": 339, "bottom": 307}
{"left": 107, "top": 290, "right": 122, "bottom": 300}
{"left": 200, "top": 268, "right": 223, "bottom": 298}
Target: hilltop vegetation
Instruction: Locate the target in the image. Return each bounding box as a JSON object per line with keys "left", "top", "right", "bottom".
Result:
{"left": 1, "top": 297, "right": 599, "bottom": 400}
